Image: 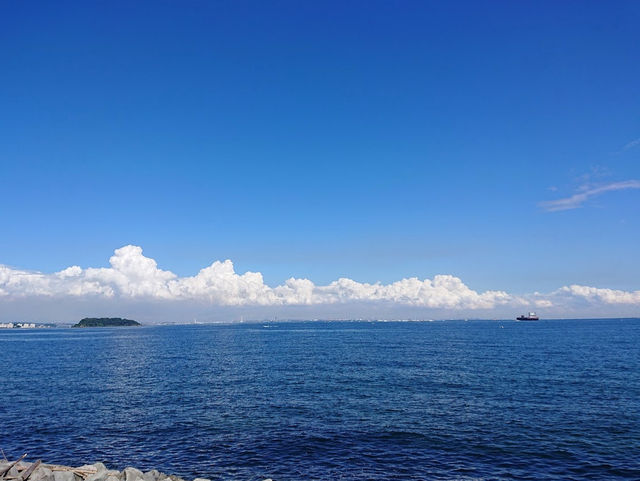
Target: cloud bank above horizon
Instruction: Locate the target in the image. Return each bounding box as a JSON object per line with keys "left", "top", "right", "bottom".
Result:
{"left": 1, "top": 245, "right": 640, "bottom": 320}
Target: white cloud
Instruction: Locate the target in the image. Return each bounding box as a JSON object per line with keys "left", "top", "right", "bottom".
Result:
{"left": 557, "top": 285, "right": 640, "bottom": 305}
{"left": 539, "top": 180, "right": 640, "bottom": 212}
{"left": 2, "top": 246, "right": 640, "bottom": 321}
{"left": 622, "top": 137, "right": 640, "bottom": 151}
{"left": 0, "top": 245, "right": 510, "bottom": 309}
{"left": 315, "top": 275, "right": 512, "bottom": 309}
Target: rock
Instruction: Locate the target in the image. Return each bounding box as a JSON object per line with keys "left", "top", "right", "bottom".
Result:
{"left": 29, "top": 466, "right": 54, "bottom": 481}
{"left": 193, "top": 478, "right": 211, "bottom": 481}
{"left": 6, "top": 466, "right": 21, "bottom": 478}
{"left": 53, "top": 470, "right": 78, "bottom": 481}
{"left": 105, "top": 476, "right": 121, "bottom": 481}
{"left": 123, "top": 467, "right": 144, "bottom": 481}
{"left": 85, "top": 463, "right": 108, "bottom": 481}
{"left": 86, "top": 472, "right": 108, "bottom": 481}
{"left": 143, "top": 470, "right": 161, "bottom": 481}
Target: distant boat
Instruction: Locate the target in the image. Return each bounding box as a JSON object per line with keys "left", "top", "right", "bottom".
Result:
{"left": 517, "top": 312, "right": 539, "bottom": 321}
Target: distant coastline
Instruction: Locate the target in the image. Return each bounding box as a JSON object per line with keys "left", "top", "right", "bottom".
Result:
{"left": 2, "top": 317, "right": 638, "bottom": 329}
{"left": 72, "top": 317, "right": 141, "bottom": 328}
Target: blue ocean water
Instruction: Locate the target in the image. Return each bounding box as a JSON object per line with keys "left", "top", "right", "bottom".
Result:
{"left": 1, "top": 319, "right": 639, "bottom": 480}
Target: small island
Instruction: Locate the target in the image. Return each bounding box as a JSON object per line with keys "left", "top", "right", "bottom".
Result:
{"left": 72, "top": 317, "right": 141, "bottom": 328}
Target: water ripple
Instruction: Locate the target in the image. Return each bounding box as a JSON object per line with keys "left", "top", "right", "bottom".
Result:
{"left": 2, "top": 319, "right": 639, "bottom": 480}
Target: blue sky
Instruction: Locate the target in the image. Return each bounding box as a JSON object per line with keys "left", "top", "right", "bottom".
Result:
{"left": 1, "top": 1, "right": 639, "bottom": 320}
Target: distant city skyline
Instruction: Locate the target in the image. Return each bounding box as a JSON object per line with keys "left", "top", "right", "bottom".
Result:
{"left": 1, "top": 1, "right": 639, "bottom": 320}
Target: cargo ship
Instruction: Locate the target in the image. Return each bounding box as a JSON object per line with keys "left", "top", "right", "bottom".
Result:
{"left": 516, "top": 312, "right": 539, "bottom": 321}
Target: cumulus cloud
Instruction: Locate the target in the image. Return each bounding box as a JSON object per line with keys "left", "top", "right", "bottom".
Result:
{"left": 2, "top": 246, "right": 640, "bottom": 321}
{"left": 556, "top": 285, "right": 640, "bottom": 305}
{"left": 0, "top": 245, "right": 511, "bottom": 309}
{"left": 539, "top": 180, "right": 640, "bottom": 212}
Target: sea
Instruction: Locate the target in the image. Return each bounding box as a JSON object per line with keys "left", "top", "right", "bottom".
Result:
{"left": 2, "top": 319, "right": 639, "bottom": 480}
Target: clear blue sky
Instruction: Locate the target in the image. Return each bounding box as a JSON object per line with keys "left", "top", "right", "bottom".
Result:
{"left": 1, "top": 0, "right": 639, "bottom": 297}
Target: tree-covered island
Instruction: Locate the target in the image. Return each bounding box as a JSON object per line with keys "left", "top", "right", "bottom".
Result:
{"left": 72, "top": 317, "right": 141, "bottom": 328}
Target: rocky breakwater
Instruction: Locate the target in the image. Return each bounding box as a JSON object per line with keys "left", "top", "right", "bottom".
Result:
{"left": 0, "top": 460, "right": 272, "bottom": 481}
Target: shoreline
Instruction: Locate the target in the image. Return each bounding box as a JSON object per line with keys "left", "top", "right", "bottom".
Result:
{"left": 0, "top": 459, "right": 271, "bottom": 481}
